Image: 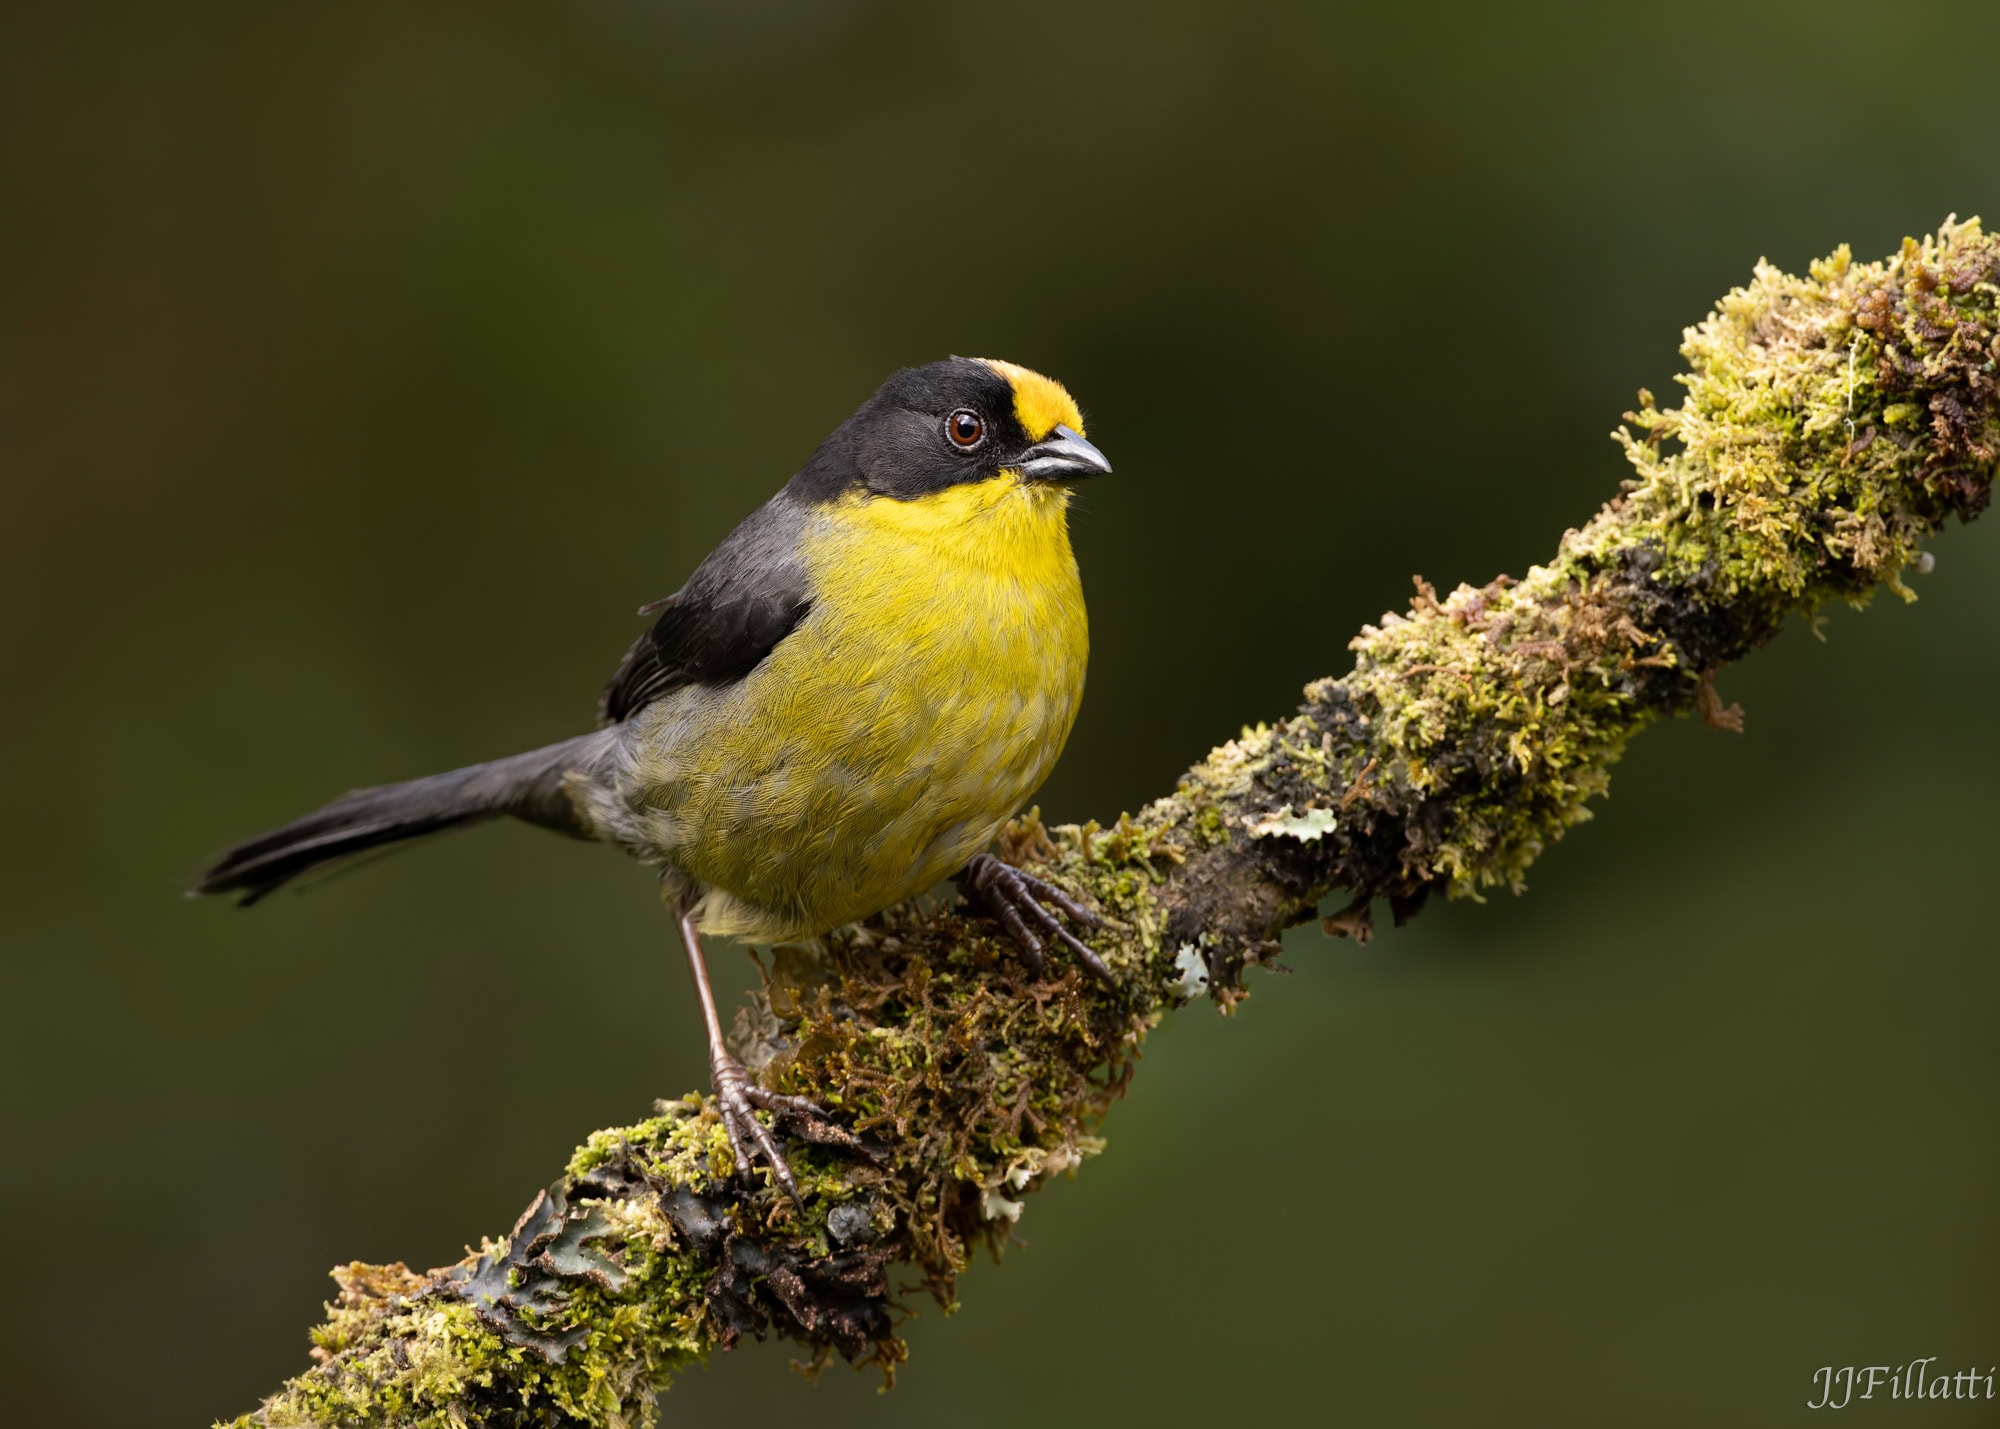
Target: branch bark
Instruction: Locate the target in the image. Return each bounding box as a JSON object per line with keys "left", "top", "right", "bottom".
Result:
{"left": 227, "top": 219, "right": 2000, "bottom": 1428}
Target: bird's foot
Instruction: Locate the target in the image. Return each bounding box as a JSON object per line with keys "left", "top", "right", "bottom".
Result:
{"left": 959, "top": 852, "right": 1113, "bottom": 984}
{"left": 710, "top": 1055, "right": 854, "bottom": 1204}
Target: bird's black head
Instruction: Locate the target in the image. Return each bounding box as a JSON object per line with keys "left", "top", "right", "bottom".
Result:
{"left": 789, "top": 357, "right": 1110, "bottom": 504}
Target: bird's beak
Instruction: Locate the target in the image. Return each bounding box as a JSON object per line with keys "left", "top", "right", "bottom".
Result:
{"left": 1018, "top": 424, "right": 1112, "bottom": 483}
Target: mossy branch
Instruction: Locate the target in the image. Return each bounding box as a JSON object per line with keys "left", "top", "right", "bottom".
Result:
{"left": 228, "top": 220, "right": 2000, "bottom": 1428}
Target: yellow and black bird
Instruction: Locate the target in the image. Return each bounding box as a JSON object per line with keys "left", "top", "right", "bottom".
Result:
{"left": 196, "top": 357, "right": 1112, "bottom": 1198}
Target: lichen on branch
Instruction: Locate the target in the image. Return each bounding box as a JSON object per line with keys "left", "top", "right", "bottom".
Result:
{"left": 226, "top": 219, "right": 2000, "bottom": 1429}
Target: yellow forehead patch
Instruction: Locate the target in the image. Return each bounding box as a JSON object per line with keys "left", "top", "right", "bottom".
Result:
{"left": 979, "top": 358, "right": 1084, "bottom": 441}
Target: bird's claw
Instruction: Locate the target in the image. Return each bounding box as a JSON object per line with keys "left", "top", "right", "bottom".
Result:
{"left": 960, "top": 852, "right": 1114, "bottom": 985}
{"left": 710, "top": 1055, "right": 844, "bottom": 1204}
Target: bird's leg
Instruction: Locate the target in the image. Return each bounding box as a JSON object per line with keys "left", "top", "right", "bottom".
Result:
{"left": 675, "top": 909, "right": 829, "bottom": 1203}
{"left": 957, "top": 852, "right": 1113, "bottom": 984}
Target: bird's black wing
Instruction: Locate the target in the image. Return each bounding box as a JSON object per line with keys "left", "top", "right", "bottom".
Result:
{"left": 599, "top": 497, "right": 814, "bottom": 724}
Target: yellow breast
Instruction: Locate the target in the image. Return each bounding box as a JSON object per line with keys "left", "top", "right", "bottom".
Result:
{"left": 633, "top": 476, "right": 1088, "bottom": 941}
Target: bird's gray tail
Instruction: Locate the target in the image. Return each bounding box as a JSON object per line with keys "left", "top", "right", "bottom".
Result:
{"left": 192, "top": 730, "right": 615, "bottom": 906}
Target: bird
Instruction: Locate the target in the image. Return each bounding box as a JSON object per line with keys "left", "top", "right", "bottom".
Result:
{"left": 194, "top": 356, "right": 1114, "bottom": 1200}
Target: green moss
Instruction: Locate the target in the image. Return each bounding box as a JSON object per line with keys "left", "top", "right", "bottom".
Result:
{"left": 1338, "top": 218, "right": 1999, "bottom": 900}
{"left": 776, "top": 896, "right": 1140, "bottom": 1286}
{"left": 249, "top": 1291, "right": 507, "bottom": 1428}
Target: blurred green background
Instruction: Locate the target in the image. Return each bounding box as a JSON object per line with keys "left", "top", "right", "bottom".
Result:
{"left": 3, "top": 2, "right": 1996, "bottom": 1425}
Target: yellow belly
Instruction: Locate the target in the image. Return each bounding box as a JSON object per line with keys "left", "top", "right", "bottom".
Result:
{"left": 623, "top": 477, "right": 1088, "bottom": 941}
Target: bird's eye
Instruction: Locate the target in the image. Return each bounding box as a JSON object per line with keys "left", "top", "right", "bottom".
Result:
{"left": 946, "top": 410, "right": 984, "bottom": 448}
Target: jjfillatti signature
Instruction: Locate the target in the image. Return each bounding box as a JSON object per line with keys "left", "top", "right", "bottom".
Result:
{"left": 1809, "top": 1361, "right": 1995, "bottom": 1409}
